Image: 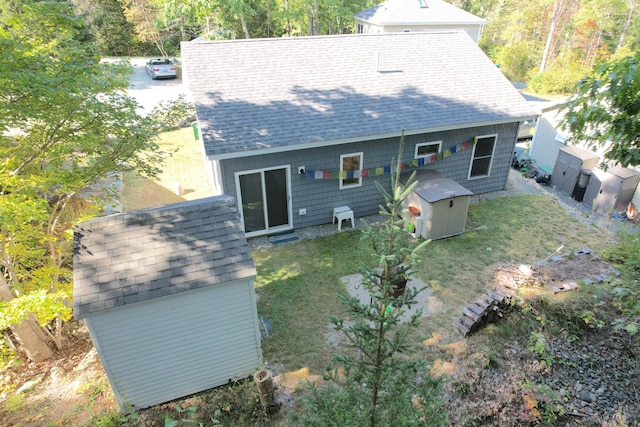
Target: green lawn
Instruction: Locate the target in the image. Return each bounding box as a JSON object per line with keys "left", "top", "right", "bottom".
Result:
{"left": 120, "top": 126, "right": 213, "bottom": 211}
{"left": 111, "top": 128, "right": 616, "bottom": 425}
{"left": 252, "top": 193, "right": 609, "bottom": 374}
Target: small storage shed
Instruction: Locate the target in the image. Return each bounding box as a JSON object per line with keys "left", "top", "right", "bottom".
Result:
{"left": 549, "top": 146, "right": 599, "bottom": 196}
{"left": 73, "top": 195, "right": 262, "bottom": 411}
{"left": 402, "top": 170, "right": 473, "bottom": 240}
{"left": 583, "top": 166, "right": 640, "bottom": 214}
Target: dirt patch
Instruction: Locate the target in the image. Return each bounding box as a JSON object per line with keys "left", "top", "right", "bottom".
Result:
{"left": 0, "top": 322, "right": 116, "bottom": 426}
{"left": 0, "top": 255, "right": 636, "bottom": 426}
{"left": 536, "top": 254, "right": 614, "bottom": 284}
{"left": 443, "top": 255, "right": 639, "bottom": 426}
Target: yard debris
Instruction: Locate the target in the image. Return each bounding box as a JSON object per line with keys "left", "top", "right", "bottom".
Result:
{"left": 575, "top": 247, "right": 592, "bottom": 256}
{"left": 259, "top": 317, "right": 272, "bottom": 338}
{"left": 454, "top": 290, "right": 512, "bottom": 336}
{"left": 543, "top": 245, "right": 565, "bottom": 263}
{"left": 455, "top": 263, "right": 545, "bottom": 336}
{"left": 455, "top": 254, "right": 617, "bottom": 336}
{"left": 551, "top": 281, "right": 580, "bottom": 293}
{"left": 253, "top": 369, "right": 281, "bottom": 414}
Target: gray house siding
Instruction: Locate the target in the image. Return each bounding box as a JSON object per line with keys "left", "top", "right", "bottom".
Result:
{"left": 222, "top": 123, "right": 518, "bottom": 230}
{"left": 85, "top": 279, "right": 262, "bottom": 410}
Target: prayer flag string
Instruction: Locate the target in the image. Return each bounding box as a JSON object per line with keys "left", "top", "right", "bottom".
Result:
{"left": 304, "top": 137, "right": 476, "bottom": 180}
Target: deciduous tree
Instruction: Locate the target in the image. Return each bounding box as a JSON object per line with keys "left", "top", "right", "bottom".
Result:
{"left": 0, "top": 0, "right": 166, "bottom": 361}
{"left": 561, "top": 51, "right": 640, "bottom": 167}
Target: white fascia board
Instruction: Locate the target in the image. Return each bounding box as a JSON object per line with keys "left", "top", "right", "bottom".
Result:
{"left": 207, "top": 116, "right": 537, "bottom": 161}
{"left": 381, "top": 20, "right": 486, "bottom": 26}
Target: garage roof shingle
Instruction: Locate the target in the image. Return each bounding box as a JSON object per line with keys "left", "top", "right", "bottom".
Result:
{"left": 73, "top": 195, "right": 255, "bottom": 318}
{"left": 181, "top": 31, "right": 535, "bottom": 159}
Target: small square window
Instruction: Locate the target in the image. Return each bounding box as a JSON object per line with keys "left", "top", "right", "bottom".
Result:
{"left": 340, "top": 152, "right": 363, "bottom": 189}
{"left": 415, "top": 141, "right": 442, "bottom": 159}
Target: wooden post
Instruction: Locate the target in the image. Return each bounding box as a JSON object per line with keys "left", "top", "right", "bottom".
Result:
{"left": 253, "top": 369, "right": 280, "bottom": 413}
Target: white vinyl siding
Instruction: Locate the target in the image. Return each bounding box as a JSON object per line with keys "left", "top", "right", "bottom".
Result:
{"left": 86, "top": 280, "right": 262, "bottom": 410}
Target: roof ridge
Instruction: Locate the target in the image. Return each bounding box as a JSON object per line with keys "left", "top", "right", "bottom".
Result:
{"left": 75, "top": 195, "right": 235, "bottom": 229}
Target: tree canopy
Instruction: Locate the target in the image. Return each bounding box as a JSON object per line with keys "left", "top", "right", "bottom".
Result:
{"left": 561, "top": 51, "right": 640, "bottom": 167}
{"left": 67, "top": 0, "right": 640, "bottom": 96}
{"left": 0, "top": 0, "right": 167, "bottom": 361}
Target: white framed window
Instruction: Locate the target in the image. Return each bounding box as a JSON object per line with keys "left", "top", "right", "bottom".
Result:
{"left": 468, "top": 134, "right": 497, "bottom": 179}
{"left": 357, "top": 23, "right": 364, "bottom": 34}
{"left": 414, "top": 141, "right": 442, "bottom": 159}
{"left": 340, "top": 152, "right": 363, "bottom": 189}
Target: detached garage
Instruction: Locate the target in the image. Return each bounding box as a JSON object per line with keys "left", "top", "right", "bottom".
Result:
{"left": 73, "top": 195, "right": 263, "bottom": 411}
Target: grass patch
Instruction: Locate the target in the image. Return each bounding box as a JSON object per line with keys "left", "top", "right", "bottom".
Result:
{"left": 253, "top": 231, "right": 372, "bottom": 371}
{"left": 254, "top": 192, "right": 609, "bottom": 374}
{"left": 120, "top": 126, "right": 213, "bottom": 211}
{"left": 113, "top": 138, "right": 616, "bottom": 425}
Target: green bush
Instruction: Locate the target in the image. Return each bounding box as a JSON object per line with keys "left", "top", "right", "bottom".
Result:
{"left": 526, "top": 64, "right": 589, "bottom": 95}
{"left": 492, "top": 43, "right": 539, "bottom": 81}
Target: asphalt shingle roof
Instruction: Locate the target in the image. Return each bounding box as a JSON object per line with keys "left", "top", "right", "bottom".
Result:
{"left": 181, "top": 31, "right": 536, "bottom": 159}
{"left": 355, "top": 0, "right": 487, "bottom": 25}
{"left": 73, "top": 195, "right": 256, "bottom": 318}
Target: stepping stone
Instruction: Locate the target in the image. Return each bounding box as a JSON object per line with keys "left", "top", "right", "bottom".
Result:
{"left": 580, "top": 278, "right": 593, "bottom": 286}
{"left": 551, "top": 255, "right": 564, "bottom": 263}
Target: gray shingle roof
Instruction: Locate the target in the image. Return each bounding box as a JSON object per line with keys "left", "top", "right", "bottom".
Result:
{"left": 73, "top": 195, "right": 256, "bottom": 318}
{"left": 181, "top": 31, "right": 536, "bottom": 160}
{"left": 355, "top": 0, "right": 487, "bottom": 25}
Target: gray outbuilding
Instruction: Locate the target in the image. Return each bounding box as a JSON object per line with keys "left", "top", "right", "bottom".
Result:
{"left": 73, "top": 195, "right": 262, "bottom": 411}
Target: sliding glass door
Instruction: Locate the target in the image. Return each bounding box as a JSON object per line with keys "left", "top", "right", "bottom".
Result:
{"left": 236, "top": 166, "right": 291, "bottom": 236}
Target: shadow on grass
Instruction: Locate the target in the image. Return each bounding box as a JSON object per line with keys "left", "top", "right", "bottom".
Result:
{"left": 120, "top": 173, "right": 185, "bottom": 211}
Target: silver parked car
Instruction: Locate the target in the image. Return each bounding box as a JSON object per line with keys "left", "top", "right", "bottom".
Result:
{"left": 145, "top": 58, "right": 177, "bottom": 80}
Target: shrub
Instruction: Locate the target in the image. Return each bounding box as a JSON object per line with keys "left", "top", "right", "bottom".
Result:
{"left": 526, "top": 64, "right": 589, "bottom": 95}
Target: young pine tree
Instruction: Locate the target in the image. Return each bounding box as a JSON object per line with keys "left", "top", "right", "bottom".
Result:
{"left": 299, "top": 133, "right": 447, "bottom": 427}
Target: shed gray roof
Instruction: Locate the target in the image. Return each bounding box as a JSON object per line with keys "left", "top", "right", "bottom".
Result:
{"left": 403, "top": 169, "right": 473, "bottom": 202}
{"left": 73, "top": 195, "right": 256, "bottom": 318}
{"left": 181, "top": 31, "right": 536, "bottom": 160}
{"left": 355, "top": 0, "right": 486, "bottom": 26}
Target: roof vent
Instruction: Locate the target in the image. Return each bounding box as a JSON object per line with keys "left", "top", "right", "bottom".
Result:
{"left": 418, "top": 0, "right": 428, "bottom": 7}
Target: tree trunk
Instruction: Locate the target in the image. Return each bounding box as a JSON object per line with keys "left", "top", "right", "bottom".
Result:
{"left": 240, "top": 13, "right": 250, "bottom": 38}
{"left": 283, "top": 0, "right": 291, "bottom": 37}
{"left": 616, "top": 0, "right": 636, "bottom": 52}
{"left": 314, "top": 0, "right": 319, "bottom": 35}
{"left": 0, "top": 276, "right": 53, "bottom": 362}
{"left": 540, "top": 0, "right": 563, "bottom": 73}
